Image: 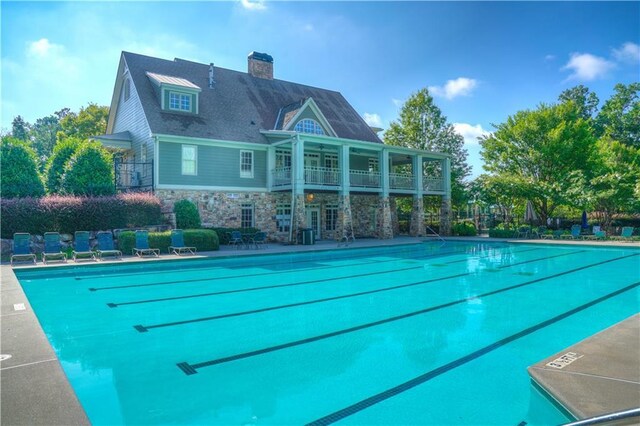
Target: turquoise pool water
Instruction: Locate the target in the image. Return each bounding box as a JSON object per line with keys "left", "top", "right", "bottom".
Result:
{"left": 15, "top": 241, "right": 640, "bottom": 425}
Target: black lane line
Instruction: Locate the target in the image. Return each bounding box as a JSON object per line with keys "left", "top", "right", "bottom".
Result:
{"left": 78, "top": 243, "right": 456, "bottom": 281}
{"left": 175, "top": 253, "right": 638, "bottom": 375}
{"left": 108, "top": 265, "right": 425, "bottom": 308}
{"left": 307, "top": 280, "right": 640, "bottom": 426}
{"left": 442, "top": 247, "right": 542, "bottom": 264}
{"left": 90, "top": 246, "right": 479, "bottom": 292}
{"left": 110, "top": 246, "right": 542, "bottom": 308}
{"left": 136, "top": 249, "right": 586, "bottom": 332}
{"left": 497, "top": 250, "right": 587, "bottom": 269}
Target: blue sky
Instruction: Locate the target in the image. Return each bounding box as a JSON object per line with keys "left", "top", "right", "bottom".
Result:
{"left": 2, "top": 1, "right": 639, "bottom": 178}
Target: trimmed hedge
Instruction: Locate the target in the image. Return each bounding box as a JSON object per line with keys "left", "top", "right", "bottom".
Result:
{"left": 488, "top": 228, "right": 518, "bottom": 238}
{"left": 452, "top": 221, "right": 477, "bottom": 236}
{"left": 118, "top": 229, "right": 219, "bottom": 254}
{"left": 209, "top": 227, "right": 260, "bottom": 245}
{"left": 174, "top": 199, "right": 201, "bottom": 229}
{"left": 0, "top": 193, "right": 162, "bottom": 238}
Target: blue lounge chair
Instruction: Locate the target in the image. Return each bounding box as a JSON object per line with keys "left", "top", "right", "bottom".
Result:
{"left": 169, "top": 229, "right": 196, "bottom": 255}
{"left": 11, "top": 233, "right": 36, "bottom": 266}
{"left": 72, "top": 231, "right": 96, "bottom": 262}
{"left": 560, "top": 225, "right": 582, "bottom": 240}
{"left": 229, "top": 230, "right": 243, "bottom": 249}
{"left": 613, "top": 226, "right": 635, "bottom": 241}
{"left": 43, "top": 232, "right": 67, "bottom": 264}
{"left": 594, "top": 230, "right": 607, "bottom": 240}
{"left": 517, "top": 227, "right": 530, "bottom": 238}
{"left": 251, "top": 231, "right": 267, "bottom": 249}
{"left": 133, "top": 230, "right": 160, "bottom": 257}
{"left": 96, "top": 231, "right": 122, "bottom": 260}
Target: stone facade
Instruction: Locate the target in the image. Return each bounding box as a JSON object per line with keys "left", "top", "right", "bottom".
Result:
{"left": 410, "top": 195, "right": 425, "bottom": 237}
{"left": 440, "top": 197, "right": 452, "bottom": 236}
{"left": 390, "top": 197, "right": 400, "bottom": 236}
{"left": 377, "top": 196, "right": 394, "bottom": 239}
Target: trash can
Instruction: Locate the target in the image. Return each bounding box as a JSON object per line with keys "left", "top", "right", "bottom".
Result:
{"left": 301, "top": 228, "right": 315, "bottom": 245}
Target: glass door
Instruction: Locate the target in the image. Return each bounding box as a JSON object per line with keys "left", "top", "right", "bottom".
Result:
{"left": 305, "top": 207, "right": 321, "bottom": 240}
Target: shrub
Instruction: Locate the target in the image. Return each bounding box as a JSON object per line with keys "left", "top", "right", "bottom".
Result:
{"left": 118, "top": 229, "right": 219, "bottom": 254}
{"left": 1, "top": 136, "right": 45, "bottom": 198}
{"left": 488, "top": 228, "right": 518, "bottom": 238}
{"left": 452, "top": 221, "right": 477, "bottom": 236}
{"left": 0, "top": 194, "right": 163, "bottom": 238}
{"left": 174, "top": 199, "right": 201, "bottom": 229}
{"left": 61, "top": 142, "right": 115, "bottom": 196}
{"left": 210, "top": 227, "right": 260, "bottom": 245}
{"left": 45, "top": 137, "right": 82, "bottom": 194}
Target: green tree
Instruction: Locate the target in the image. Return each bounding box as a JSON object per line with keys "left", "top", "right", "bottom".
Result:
{"left": 58, "top": 103, "right": 109, "bottom": 142}
{"left": 596, "top": 83, "right": 640, "bottom": 147}
{"left": 384, "top": 88, "right": 471, "bottom": 205}
{"left": 0, "top": 136, "right": 45, "bottom": 198}
{"left": 11, "top": 116, "right": 30, "bottom": 141}
{"left": 30, "top": 114, "right": 62, "bottom": 165}
{"left": 45, "top": 137, "right": 83, "bottom": 194}
{"left": 480, "top": 101, "right": 596, "bottom": 223}
{"left": 174, "top": 199, "right": 202, "bottom": 229}
{"left": 60, "top": 142, "right": 115, "bottom": 196}
{"left": 558, "top": 85, "right": 599, "bottom": 119}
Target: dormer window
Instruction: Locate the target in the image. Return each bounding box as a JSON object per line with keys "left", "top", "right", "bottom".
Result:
{"left": 294, "top": 119, "right": 325, "bottom": 135}
{"left": 169, "top": 92, "right": 191, "bottom": 112}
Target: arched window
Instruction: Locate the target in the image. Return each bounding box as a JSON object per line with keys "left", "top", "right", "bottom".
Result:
{"left": 294, "top": 119, "right": 324, "bottom": 135}
{"left": 124, "top": 78, "right": 131, "bottom": 102}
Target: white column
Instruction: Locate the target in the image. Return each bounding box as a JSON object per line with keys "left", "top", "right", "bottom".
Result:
{"left": 293, "top": 137, "right": 305, "bottom": 195}
{"left": 340, "top": 144, "right": 350, "bottom": 195}
{"left": 266, "top": 146, "right": 275, "bottom": 191}
{"left": 381, "top": 149, "right": 389, "bottom": 197}
{"left": 443, "top": 157, "right": 451, "bottom": 199}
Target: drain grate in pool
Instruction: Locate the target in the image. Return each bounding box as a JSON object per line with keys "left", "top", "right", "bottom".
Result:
{"left": 515, "top": 271, "right": 535, "bottom": 276}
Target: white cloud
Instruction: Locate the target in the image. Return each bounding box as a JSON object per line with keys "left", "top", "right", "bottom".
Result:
{"left": 428, "top": 77, "right": 478, "bottom": 100}
{"left": 544, "top": 54, "right": 556, "bottom": 62}
{"left": 363, "top": 113, "right": 382, "bottom": 127}
{"left": 240, "top": 0, "right": 266, "bottom": 11}
{"left": 613, "top": 42, "right": 640, "bottom": 64}
{"left": 453, "top": 122, "right": 489, "bottom": 146}
{"left": 27, "top": 38, "right": 64, "bottom": 57}
{"left": 561, "top": 53, "right": 615, "bottom": 81}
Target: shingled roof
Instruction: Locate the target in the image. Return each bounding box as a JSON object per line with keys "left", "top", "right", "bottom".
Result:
{"left": 122, "top": 52, "right": 382, "bottom": 145}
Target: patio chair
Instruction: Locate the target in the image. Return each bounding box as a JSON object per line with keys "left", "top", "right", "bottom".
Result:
{"left": 133, "top": 230, "right": 160, "bottom": 257}
{"left": 72, "top": 231, "right": 96, "bottom": 262}
{"left": 251, "top": 231, "right": 267, "bottom": 249}
{"left": 531, "top": 226, "right": 547, "bottom": 239}
{"left": 169, "top": 229, "right": 196, "bottom": 255}
{"left": 517, "top": 227, "right": 530, "bottom": 238}
{"left": 560, "top": 225, "right": 582, "bottom": 240}
{"left": 594, "top": 230, "right": 607, "bottom": 240}
{"left": 10, "top": 233, "right": 36, "bottom": 266}
{"left": 229, "top": 230, "right": 243, "bottom": 249}
{"left": 43, "top": 232, "right": 67, "bottom": 264}
{"left": 613, "top": 226, "right": 635, "bottom": 241}
{"left": 96, "top": 231, "right": 122, "bottom": 260}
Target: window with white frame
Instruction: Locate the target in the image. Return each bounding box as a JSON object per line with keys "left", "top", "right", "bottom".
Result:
{"left": 240, "top": 150, "right": 254, "bottom": 178}
{"left": 276, "top": 204, "right": 291, "bottom": 232}
{"left": 276, "top": 150, "right": 291, "bottom": 169}
{"left": 169, "top": 92, "right": 191, "bottom": 112}
{"left": 294, "top": 119, "right": 324, "bottom": 135}
{"left": 181, "top": 145, "right": 197, "bottom": 175}
{"left": 325, "top": 205, "right": 338, "bottom": 231}
{"left": 324, "top": 153, "right": 338, "bottom": 169}
{"left": 241, "top": 204, "right": 254, "bottom": 228}
{"left": 368, "top": 158, "right": 379, "bottom": 172}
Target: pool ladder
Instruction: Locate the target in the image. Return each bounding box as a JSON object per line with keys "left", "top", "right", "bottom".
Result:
{"left": 561, "top": 407, "right": 640, "bottom": 426}
{"left": 425, "top": 225, "right": 445, "bottom": 243}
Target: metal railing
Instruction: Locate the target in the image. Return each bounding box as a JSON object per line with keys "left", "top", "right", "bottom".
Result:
{"left": 389, "top": 173, "right": 415, "bottom": 190}
{"left": 272, "top": 167, "right": 291, "bottom": 187}
{"left": 562, "top": 408, "right": 640, "bottom": 426}
{"left": 305, "top": 166, "right": 340, "bottom": 186}
{"left": 350, "top": 170, "right": 381, "bottom": 188}
{"left": 423, "top": 177, "right": 444, "bottom": 191}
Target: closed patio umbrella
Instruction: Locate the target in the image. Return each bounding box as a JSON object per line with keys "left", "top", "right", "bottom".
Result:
{"left": 581, "top": 210, "right": 588, "bottom": 229}
{"left": 524, "top": 200, "right": 538, "bottom": 226}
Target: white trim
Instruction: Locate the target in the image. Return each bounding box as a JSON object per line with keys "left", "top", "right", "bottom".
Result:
{"left": 156, "top": 184, "right": 268, "bottom": 192}
{"left": 282, "top": 98, "right": 338, "bottom": 137}
{"left": 240, "top": 150, "right": 254, "bottom": 178}
{"left": 155, "top": 134, "right": 268, "bottom": 150}
{"left": 154, "top": 137, "right": 159, "bottom": 190}
{"left": 169, "top": 91, "right": 193, "bottom": 113}
{"left": 181, "top": 145, "right": 198, "bottom": 176}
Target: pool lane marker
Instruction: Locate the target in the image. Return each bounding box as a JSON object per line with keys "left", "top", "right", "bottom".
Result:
{"left": 89, "top": 245, "right": 487, "bottom": 292}
{"left": 109, "top": 247, "right": 541, "bottom": 308}
{"left": 137, "top": 250, "right": 585, "bottom": 333}
{"left": 174, "top": 252, "right": 637, "bottom": 375}
{"left": 306, "top": 280, "right": 640, "bottom": 425}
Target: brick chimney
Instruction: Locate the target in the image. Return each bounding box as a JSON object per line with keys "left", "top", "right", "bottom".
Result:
{"left": 247, "top": 51, "right": 273, "bottom": 80}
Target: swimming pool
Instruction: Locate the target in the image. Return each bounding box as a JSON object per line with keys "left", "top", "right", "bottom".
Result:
{"left": 14, "top": 241, "right": 640, "bottom": 425}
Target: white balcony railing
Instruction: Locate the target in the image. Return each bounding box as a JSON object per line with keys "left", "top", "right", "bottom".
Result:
{"left": 389, "top": 173, "right": 415, "bottom": 190}
{"left": 350, "top": 170, "right": 381, "bottom": 188}
{"left": 423, "top": 177, "right": 444, "bottom": 191}
{"left": 304, "top": 166, "right": 340, "bottom": 186}
{"left": 273, "top": 167, "right": 291, "bottom": 187}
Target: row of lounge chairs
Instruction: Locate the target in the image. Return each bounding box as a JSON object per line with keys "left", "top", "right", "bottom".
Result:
{"left": 537, "top": 225, "right": 635, "bottom": 241}
{"left": 10, "top": 229, "right": 196, "bottom": 266}
{"left": 227, "top": 230, "right": 268, "bottom": 249}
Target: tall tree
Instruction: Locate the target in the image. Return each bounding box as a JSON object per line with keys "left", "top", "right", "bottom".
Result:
{"left": 558, "top": 85, "right": 599, "bottom": 120}
{"left": 58, "top": 103, "right": 109, "bottom": 142}
{"left": 480, "top": 101, "right": 596, "bottom": 223}
{"left": 0, "top": 136, "right": 45, "bottom": 198}
{"left": 384, "top": 88, "right": 471, "bottom": 204}
{"left": 11, "top": 116, "right": 30, "bottom": 141}
{"left": 30, "top": 114, "right": 62, "bottom": 165}
{"left": 45, "top": 137, "right": 83, "bottom": 194}
{"left": 595, "top": 83, "right": 640, "bottom": 148}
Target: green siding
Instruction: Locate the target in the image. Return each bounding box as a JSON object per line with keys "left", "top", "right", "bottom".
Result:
{"left": 350, "top": 154, "right": 374, "bottom": 171}
{"left": 158, "top": 142, "right": 267, "bottom": 187}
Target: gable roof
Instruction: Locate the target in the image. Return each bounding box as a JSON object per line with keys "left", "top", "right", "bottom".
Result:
{"left": 118, "top": 51, "right": 382, "bottom": 145}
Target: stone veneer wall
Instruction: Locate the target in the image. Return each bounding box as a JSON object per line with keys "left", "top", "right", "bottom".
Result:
{"left": 350, "top": 194, "right": 380, "bottom": 238}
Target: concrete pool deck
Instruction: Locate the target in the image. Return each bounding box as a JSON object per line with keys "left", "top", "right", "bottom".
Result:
{"left": 1, "top": 236, "right": 638, "bottom": 424}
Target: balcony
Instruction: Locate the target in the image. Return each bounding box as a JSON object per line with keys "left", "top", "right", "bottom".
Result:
{"left": 305, "top": 166, "right": 340, "bottom": 186}
{"left": 350, "top": 170, "right": 380, "bottom": 188}
{"left": 389, "top": 173, "right": 414, "bottom": 190}
{"left": 423, "top": 177, "right": 444, "bottom": 191}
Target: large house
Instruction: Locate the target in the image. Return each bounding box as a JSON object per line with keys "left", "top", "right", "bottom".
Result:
{"left": 96, "top": 51, "right": 452, "bottom": 241}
